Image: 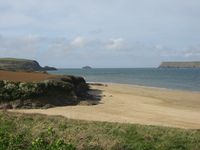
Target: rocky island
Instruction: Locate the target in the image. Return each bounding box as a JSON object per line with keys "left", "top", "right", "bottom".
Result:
{"left": 43, "top": 66, "right": 57, "bottom": 71}
{"left": 158, "top": 61, "right": 200, "bottom": 68}
{"left": 82, "top": 66, "right": 91, "bottom": 69}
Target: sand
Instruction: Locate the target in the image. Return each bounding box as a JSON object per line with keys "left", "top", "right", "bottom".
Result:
{"left": 9, "top": 83, "right": 200, "bottom": 129}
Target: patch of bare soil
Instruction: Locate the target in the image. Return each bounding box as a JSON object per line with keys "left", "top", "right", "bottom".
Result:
{"left": 0, "top": 70, "right": 56, "bottom": 82}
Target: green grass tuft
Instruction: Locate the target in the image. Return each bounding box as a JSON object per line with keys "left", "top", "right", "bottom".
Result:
{"left": 0, "top": 112, "right": 200, "bottom": 150}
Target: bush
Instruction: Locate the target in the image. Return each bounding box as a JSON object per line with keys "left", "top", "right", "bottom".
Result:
{"left": 0, "top": 80, "right": 74, "bottom": 101}
{"left": 0, "top": 80, "right": 5, "bottom": 87}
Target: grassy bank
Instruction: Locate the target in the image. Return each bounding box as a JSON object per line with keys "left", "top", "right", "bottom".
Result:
{"left": 0, "top": 111, "right": 200, "bottom": 150}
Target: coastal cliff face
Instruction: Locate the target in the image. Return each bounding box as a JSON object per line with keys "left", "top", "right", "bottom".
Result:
{"left": 0, "top": 75, "right": 89, "bottom": 109}
{"left": 0, "top": 58, "right": 43, "bottom": 71}
{"left": 158, "top": 61, "right": 200, "bottom": 68}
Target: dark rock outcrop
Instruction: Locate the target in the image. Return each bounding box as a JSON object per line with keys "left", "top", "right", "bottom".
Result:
{"left": 0, "top": 75, "right": 90, "bottom": 109}
{"left": 43, "top": 66, "right": 57, "bottom": 71}
{"left": 48, "top": 75, "right": 89, "bottom": 97}
{"left": 82, "top": 66, "right": 91, "bottom": 69}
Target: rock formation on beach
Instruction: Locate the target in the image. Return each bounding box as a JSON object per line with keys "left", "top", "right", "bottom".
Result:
{"left": 158, "top": 61, "right": 200, "bottom": 68}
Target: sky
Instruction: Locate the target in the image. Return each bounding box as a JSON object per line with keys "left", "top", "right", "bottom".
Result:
{"left": 0, "top": 0, "right": 200, "bottom": 68}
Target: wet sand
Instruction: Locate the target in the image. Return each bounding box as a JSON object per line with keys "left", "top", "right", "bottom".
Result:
{"left": 9, "top": 84, "right": 200, "bottom": 129}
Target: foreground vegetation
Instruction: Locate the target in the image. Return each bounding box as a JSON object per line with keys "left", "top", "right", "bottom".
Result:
{"left": 0, "top": 80, "right": 73, "bottom": 101}
{"left": 0, "top": 112, "right": 200, "bottom": 150}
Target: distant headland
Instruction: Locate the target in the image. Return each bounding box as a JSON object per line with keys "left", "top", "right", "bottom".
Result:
{"left": 158, "top": 61, "right": 200, "bottom": 68}
{"left": 0, "top": 58, "right": 57, "bottom": 71}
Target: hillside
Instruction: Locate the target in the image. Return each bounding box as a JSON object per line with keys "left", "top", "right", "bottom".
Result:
{"left": 158, "top": 61, "right": 200, "bottom": 68}
{"left": 0, "top": 58, "right": 43, "bottom": 71}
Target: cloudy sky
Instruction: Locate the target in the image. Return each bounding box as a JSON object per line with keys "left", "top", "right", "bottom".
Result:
{"left": 0, "top": 0, "right": 200, "bottom": 68}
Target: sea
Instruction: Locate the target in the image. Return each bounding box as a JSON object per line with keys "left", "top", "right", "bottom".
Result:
{"left": 47, "top": 68, "right": 200, "bottom": 92}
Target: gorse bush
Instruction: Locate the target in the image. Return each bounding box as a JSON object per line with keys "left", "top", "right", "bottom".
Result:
{"left": 0, "top": 80, "right": 74, "bottom": 101}
{"left": 0, "top": 126, "right": 76, "bottom": 150}
{"left": 31, "top": 126, "right": 76, "bottom": 150}
{"left": 0, "top": 131, "right": 25, "bottom": 149}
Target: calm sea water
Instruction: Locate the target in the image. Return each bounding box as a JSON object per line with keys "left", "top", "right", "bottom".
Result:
{"left": 47, "top": 68, "right": 200, "bottom": 92}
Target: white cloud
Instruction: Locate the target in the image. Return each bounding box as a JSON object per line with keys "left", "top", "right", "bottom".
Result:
{"left": 0, "top": 33, "right": 200, "bottom": 68}
{"left": 103, "top": 38, "right": 128, "bottom": 50}
{"left": 24, "top": 34, "right": 45, "bottom": 42}
{"left": 46, "top": 36, "right": 89, "bottom": 57}
{"left": 155, "top": 45, "right": 164, "bottom": 50}
{"left": 0, "top": 34, "right": 45, "bottom": 58}
{"left": 70, "top": 37, "right": 86, "bottom": 49}
{"left": 183, "top": 44, "right": 200, "bottom": 57}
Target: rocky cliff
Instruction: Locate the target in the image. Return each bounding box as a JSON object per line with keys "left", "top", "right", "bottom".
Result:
{"left": 0, "top": 58, "right": 43, "bottom": 71}
{"left": 0, "top": 75, "right": 90, "bottom": 109}
{"left": 158, "top": 61, "right": 200, "bottom": 68}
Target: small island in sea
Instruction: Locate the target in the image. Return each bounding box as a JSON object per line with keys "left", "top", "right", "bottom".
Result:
{"left": 43, "top": 66, "right": 57, "bottom": 71}
{"left": 158, "top": 61, "right": 200, "bottom": 68}
{"left": 82, "top": 66, "right": 92, "bottom": 69}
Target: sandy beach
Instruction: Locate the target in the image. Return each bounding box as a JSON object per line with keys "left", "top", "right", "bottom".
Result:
{"left": 9, "top": 83, "right": 200, "bottom": 129}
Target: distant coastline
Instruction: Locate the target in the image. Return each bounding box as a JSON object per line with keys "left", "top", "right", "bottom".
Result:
{"left": 158, "top": 61, "right": 200, "bottom": 68}
{"left": 0, "top": 58, "right": 57, "bottom": 71}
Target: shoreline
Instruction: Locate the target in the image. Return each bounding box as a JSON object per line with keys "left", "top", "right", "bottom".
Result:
{"left": 88, "top": 81, "right": 200, "bottom": 93}
{"left": 9, "top": 83, "right": 200, "bottom": 129}
{"left": 87, "top": 81, "right": 200, "bottom": 93}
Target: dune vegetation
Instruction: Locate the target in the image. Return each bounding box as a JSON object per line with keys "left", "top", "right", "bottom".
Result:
{"left": 1, "top": 112, "right": 200, "bottom": 150}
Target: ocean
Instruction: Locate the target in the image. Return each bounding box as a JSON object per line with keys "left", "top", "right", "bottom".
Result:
{"left": 47, "top": 68, "right": 200, "bottom": 92}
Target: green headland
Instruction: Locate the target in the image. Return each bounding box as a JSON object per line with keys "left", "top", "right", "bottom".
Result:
{"left": 158, "top": 61, "right": 200, "bottom": 68}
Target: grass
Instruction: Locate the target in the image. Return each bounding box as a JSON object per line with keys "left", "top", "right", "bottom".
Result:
{"left": 0, "top": 58, "right": 33, "bottom": 67}
{"left": 0, "top": 58, "right": 32, "bottom": 62}
{"left": 159, "top": 61, "right": 200, "bottom": 68}
{"left": 0, "top": 111, "right": 200, "bottom": 150}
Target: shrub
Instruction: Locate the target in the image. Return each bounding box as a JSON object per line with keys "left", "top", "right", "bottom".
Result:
{"left": 0, "top": 126, "right": 76, "bottom": 150}
{"left": 0, "top": 80, "right": 5, "bottom": 87}
{"left": 0, "top": 79, "right": 74, "bottom": 101}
